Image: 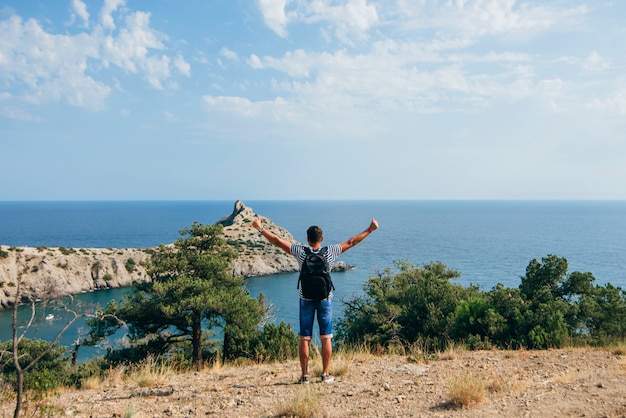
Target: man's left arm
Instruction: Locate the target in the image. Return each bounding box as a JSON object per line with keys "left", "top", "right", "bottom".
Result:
{"left": 340, "top": 218, "right": 379, "bottom": 253}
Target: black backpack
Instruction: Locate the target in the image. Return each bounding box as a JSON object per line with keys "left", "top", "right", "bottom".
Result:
{"left": 297, "top": 247, "right": 335, "bottom": 301}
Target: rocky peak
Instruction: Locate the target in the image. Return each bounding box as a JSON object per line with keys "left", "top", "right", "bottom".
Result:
{"left": 218, "top": 201, "right": 300, "bottom": 277}
{"left": 216, "top": 200, "right": 254, "bottom": 227}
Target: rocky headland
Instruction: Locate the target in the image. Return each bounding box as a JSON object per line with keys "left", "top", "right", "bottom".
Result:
{"left": 0, "top": 201, "right": 350, "bottom": 310}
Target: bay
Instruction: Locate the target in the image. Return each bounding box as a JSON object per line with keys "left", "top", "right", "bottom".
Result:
{"left": 1, "top": 200, "right": 625, "bottom": 359}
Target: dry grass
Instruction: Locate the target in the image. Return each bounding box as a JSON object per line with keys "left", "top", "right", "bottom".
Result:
{"left": 438, "top": 344, "right": 467, "bottom": 361}
{"left": 447, "top": 371, "right": 486, "bottom": 407}
{"left": 103, "top": 364, "right": 127, "bottom": 387}
{"left": 80, "top": 374, "right": 104, "bottom": 390}
{"left": 0, "top": 383, "right": 15, "bottom": 403}
{"left": 129, "top": 356, "right": 173, "bottom": 387}
{"left": 554, "top": 370, "right": 589, "bottom": 385}
{"left": 275, "top": 386, "right": 326, "bottom": 418}
{"left": 204, "top": 356, "right": 229, "bottom": 374}
{"left": 485, "top": 373, "right": 529, "bottom": 395}
{"left": 313, "top": 343, "right": 374, "bottom": 378}
{"left": 609, "top": 342, "right": 626, "bottom": 356}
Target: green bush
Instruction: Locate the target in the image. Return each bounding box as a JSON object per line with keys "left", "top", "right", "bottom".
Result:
{"left": 0, "top": 339, "right": 70, "bottom": 392}
{"left": 66, "top": 357, "right": 108, "bottom": 389}
{"left": 251, "top": 322, "right": 299, "bottom": 362}
{"left": 125, "top": 258, "right": 136, "bottom": 273}
{"left": 58, "top": 247, "right": 75, "bottom": 255}
{"left": 337, "top": 261, "right": 469, "bottom": 350}
{"left": 337, "top": 256, "right": 626, "bottom": 352}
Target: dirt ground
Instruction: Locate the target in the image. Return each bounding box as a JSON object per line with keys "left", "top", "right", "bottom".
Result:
{"left": 3, "top": 347, "right": 626, "bottom": 418}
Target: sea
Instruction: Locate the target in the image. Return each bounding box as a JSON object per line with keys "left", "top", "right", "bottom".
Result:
{"left": 1, "top": 200, "right": 625, "bottom": 360}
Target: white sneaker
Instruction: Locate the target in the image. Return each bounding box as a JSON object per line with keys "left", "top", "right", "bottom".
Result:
{"left": 321, "top": 374, "right": 334, "bottom": 383}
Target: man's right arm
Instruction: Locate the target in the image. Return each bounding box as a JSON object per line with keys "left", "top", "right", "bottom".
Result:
{"left": 251, "top": 217, "right": 292, "bottom": 254}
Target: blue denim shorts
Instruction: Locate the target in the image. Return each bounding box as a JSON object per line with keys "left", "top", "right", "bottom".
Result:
{"left": 299, "top": 298, "right": 333, "bottom": 337}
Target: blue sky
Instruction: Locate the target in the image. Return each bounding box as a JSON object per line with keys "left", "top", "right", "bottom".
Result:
{"left": 1, "top": 0, "right": 625, "bottom": 200}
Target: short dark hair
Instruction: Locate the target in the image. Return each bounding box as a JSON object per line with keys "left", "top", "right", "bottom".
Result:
{"left": 307, "top": 226, "right": 323, "bottom": 244}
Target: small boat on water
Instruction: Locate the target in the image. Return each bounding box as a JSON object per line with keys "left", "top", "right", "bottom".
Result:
{"left": 45, "top": 314, "right": 54, "bottom": 320}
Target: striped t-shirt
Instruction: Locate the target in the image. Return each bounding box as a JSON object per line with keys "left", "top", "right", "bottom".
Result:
{"left": 291, "top": 243, "right": 342, "bottom": 300}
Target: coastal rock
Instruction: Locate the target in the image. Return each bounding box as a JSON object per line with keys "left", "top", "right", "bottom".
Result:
{"left": 219, "top": 200, "right": 300, "bottom": 277}
{"left": 0, "top": 200, "right": 353, "bottom": 310}
{"left": 0, "top": 246, "right": 150, "bottom": 310}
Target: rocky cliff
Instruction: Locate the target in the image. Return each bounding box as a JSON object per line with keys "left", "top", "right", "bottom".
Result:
{"left": 0, "top": 201, "right": 350, "bottom": 310}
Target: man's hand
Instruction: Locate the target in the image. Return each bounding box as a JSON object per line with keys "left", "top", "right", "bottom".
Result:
{"left": 369, "top": 218, "right": 379, "bottom": 232}
{"left": 251, "top": 217, "right": 262, "bottom": 231}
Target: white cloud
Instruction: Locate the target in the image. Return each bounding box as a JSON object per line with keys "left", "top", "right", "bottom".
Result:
{"left": 248, "top": 54, "right": 263, "bottom": 69}
{"left": 0, "top": 15, "right": 108, "bottom": 109}
{"left": 144, "top": 55, "right": 171, "bottom": 90}
{"left": 101, "top": 11, "right": 165, "bottom": 73}
{"left": 219, "top": 47, "right": 239, "bottom": 62}
{"left": 302, "top": 0, "right": 378, "bottom": 43}
{"left": 343, "top": 0, "right": 378, "bottom": 31}
{"left": 101, "top": 0, "right": 125, "bottom": 30}
{"left": 258, "top": 0, "right": 378, "bottom": 43}
{"left": 204, "top": 95, "right": 268, "bottom": 117}
{"left": 389, "top": 0, "right": 586, "bottom": 39}
{"left": 248, "top": 39, "right": 539, "bottom": 115}
{"left": 71, "top": 0, "right": 90, "bottom": 27}
{"left": 243, "top": 1, "right": 608, "bottom": 129}
{"left": 0, "top": 3, "right": 189, "bottom": 112}
{"left": 174, "top": 54, "right": 191, "bottom": 76}
{"left": 258, "top": 0, "right": 290, "bottom": 38}
{"left": 589, "top": 89, "right": 626, "bottom": 114}
{"left": 580, "top": 51, "right": 611, "bottom": 72}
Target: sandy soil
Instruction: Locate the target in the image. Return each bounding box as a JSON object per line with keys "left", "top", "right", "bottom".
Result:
{"left": 3, "top": 347, "right": 625, "bottom": 418}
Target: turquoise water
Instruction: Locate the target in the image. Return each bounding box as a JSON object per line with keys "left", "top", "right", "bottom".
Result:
{"left": 1, "top": 200, "right": 625, "bottom": 358}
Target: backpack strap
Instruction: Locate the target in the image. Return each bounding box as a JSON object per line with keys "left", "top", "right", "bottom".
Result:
{"left": 297, "top": 247, "right": 310, "bottom": 289}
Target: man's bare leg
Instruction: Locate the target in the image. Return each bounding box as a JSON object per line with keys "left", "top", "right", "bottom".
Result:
{"left": 299, "top": 336, "right": 311, "bottom": 377}
{"left": 320, "top": 335, "right": 332, "bottom": 375}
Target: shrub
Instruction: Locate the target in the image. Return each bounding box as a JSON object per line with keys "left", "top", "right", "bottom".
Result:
{"left": 447, "top": 370, "right": 485, "bottom": 407}
{"left": 339, "top": 256, "right": 626, "bottom": 352}
{"left": 58, "top": 247, "right": 75, "bottom": 255}
{"left": 0, "top": 248, "right": 8, "bottom": 258}
{"left": 275, "top": 387, "right": 324, "bottom": 418}
{"left": 125, "top": 258, "right": 136, "bottom": 273}
{"left": 66, "top": 357, "right": 108, "bottom": 389}
{"left": 0, "top": 339, "right": 70, "bottom": 392}
{"left": 252, "top": 322, "right": 299, "bottom": 362}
